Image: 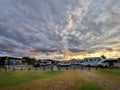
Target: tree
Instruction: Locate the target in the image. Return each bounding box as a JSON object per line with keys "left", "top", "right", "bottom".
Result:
{"left": 22, "top": 57, "right": 37, "bottom": 65}
{"left": 118, "top": 58, "right": 120, "bottom": 62}
{"left": 101, "top": 55, "right": 106, "bottom": 59}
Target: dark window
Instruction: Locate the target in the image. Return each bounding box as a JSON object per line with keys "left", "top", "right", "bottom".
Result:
{"left": 90, "top": 59, "right": 92, "bottom": 61}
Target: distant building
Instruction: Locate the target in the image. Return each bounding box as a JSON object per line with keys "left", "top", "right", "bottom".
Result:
{"left": 0, "top": 56, "right": 23, "bottom": 67}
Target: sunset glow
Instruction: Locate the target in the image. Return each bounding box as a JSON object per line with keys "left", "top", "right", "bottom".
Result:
{"left": 0, "top": 0, "right": 120, "bottom": 59}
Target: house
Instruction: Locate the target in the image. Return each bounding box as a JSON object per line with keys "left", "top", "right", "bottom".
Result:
{"left": 0, "top": 56, "right": 23, "bottom": 67}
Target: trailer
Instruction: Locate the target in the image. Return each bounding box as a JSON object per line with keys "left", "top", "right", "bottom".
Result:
{"left": 83, "top": 57, "right": 103, "bottom": 67}
{"left": 98, "top": 59, "right": 120, "bottom": 68}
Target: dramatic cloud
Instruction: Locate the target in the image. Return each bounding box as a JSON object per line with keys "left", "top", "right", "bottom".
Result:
{"left": 0, "top": 0, "right": 120, "bottom": 57}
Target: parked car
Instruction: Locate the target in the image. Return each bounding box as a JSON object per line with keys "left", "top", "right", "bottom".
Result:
{"left": 33, "top": 60, "right": 51, "bottom": 67}
{"left": 57, "top": 61, "right": 71, "bottom": 67}
{"left": 83, "top": 57, "right": 102, "bottom": 67}
{"left": 98, "top": 59, "right": 120, "bottom": 68}
{"left": 71, "top": 60, "right": 84, "bottom": 65}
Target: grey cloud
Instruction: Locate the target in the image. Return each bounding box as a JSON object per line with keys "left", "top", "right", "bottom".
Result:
{"left": 0, "top": 0, "right": 120, "bottom": 57}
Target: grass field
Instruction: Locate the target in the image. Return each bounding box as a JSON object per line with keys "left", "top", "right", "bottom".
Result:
{"left": 0, "top": 68, "right": 3, "bottom": 72}
{"left": 0, "top": 69, "right": 119, "bottom": 90}
{"left": 78, "top": 82, "right": 103, "bottom": 90}
{"left": 92, "top": 69, "right": 120, "bottom": 86}
{"left": 97, "top": 69, "right": 120, "bottom": 76}
{"left": 0, "top": 71, "right": 64, "bottom": 88}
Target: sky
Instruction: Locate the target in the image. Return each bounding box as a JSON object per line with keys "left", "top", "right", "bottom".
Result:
{"left": 0, "top": 0, "right": 120, "bottom": 59}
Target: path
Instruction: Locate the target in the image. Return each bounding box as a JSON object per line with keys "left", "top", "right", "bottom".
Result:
{"left": 81, "top": 70, "right": 120, "bottom": 90}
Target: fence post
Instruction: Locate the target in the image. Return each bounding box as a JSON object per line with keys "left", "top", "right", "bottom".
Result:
{"left": 35, "top": 67, "right": 37, "bottom": 71}
{"left": 43, "top": 66, "right": 45, "bottom": 71}
{"left": 103, "top": 66, "right": 104, "bottom": 70}
{"left": 95, "top": 66, "right": 97, "bottom": 70}
{"left": 28, "top": 67, "right": 30, "bottom": 71}
{"left": 21, "top": 67, "right": 23, "bottom": 71}
{"left": 66, "top": 67, "right": 68, "bottom": 71}
{"left": 81, "top": 66, "right": 83, "bottom": 70}
{"left": 88, "top": 66, "right": 90, "bottom": 71}
{"left": 13, "top": 67, "right": 15, "bottom": 71}
{"left": 5, "top": 67, "right": 7, "bottom": 72}
{"left": 58, "top": 66, "right": 60, "bottom": 71}
{"left": 51, "top": 67, "right": 53, "bottom": 71}
{"left": 2, "top": 66, "right": 4, "bottom": 71}
{"left": 73, "top": 66, "right": 75, "bottom": 70}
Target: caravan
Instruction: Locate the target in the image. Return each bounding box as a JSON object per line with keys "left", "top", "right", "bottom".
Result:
{"left": 83, "top": 57, "right": 102, "bottom": 67}
{"left": 98, "top": 59, "right": 120, "bottom": 68}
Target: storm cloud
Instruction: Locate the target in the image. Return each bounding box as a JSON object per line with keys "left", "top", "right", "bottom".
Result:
{"left": 0, "top": 0, "right": 120, "bottom": 57}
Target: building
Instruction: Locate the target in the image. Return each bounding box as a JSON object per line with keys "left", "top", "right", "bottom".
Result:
{"left": 0, "top": 56, "right": 23, "bottom": 67}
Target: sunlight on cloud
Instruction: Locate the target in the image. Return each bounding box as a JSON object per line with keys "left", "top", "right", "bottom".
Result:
{"left": 0, "top": 0, "right": 120, "bottom": 58}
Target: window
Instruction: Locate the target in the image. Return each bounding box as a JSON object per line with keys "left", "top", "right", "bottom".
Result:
{"left": 90, "top": 59, "right": 92, "bottom": 61}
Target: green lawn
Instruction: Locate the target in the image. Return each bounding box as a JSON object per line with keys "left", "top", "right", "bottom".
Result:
{"left": 78, "top": 82, "right": 103, "bottom": 90}
{"left": 0, "top": 71, "right": 64, "bottom": 87}
{"left": 0, "top": 68, "right": 2, "bottom": 72}
{"left": 93, "top": 69, "right": 120, "bottom": 86}
{"left": 97, "top": 69, "right": 120, "bottom": 76}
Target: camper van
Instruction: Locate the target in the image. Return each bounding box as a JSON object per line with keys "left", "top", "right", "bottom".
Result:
{"left": 98, "top": 59, "right": 120, "bottom": 68}
{"left": 83, "top": 57, "right": 102, "bottom": 67}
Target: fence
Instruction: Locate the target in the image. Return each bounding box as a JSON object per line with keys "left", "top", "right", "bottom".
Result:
{"left": 0, "top": 64, "right": 119, "bottom": 72}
